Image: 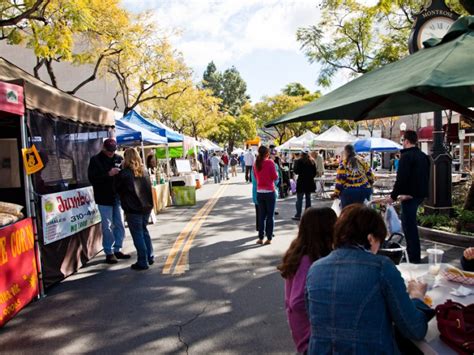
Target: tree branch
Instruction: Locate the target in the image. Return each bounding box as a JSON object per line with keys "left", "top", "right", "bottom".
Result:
{"left": 67, "top": 49, "right": 122, "bottom": 95}
{"left": 44, "top": 59, "right": 57, "bottom": 87}
{"left": 0, "top": 0, "right": 48, "bottom": 27}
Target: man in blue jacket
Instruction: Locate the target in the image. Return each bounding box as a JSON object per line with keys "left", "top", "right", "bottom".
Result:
{"left": 388, "top": 131, "right": 430, "bottom": 263}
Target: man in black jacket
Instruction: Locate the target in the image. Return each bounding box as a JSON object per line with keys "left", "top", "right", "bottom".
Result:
{"left": 88, "top": 139, "right": 130, "bottom": 264}
{"left": 388, "top": 131, "right": 430, "bottom": 263}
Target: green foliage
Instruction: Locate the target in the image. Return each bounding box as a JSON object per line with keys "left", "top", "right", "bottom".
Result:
{"left": 282, "top": 82, "right": 310, "bottom": 97}
{"left": 456, "top": 208, "right": 474, "bottom": 224}
{"left": 208, "top": 113, "right": 257, "bottom": 151}
{"left": 202, "top": 62, "right": 249, "bottom": 116}
{"left": 418, "top": 213, "right": 453, "bottom": 228}
{"left": 298, "top": 0, "right": 468, "bottom": 87}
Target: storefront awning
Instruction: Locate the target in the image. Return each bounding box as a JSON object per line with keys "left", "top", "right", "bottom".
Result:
{"left": 418, "top": 126, "right": 434, "bottom": 142}
{"left": 0, "top": 57, "right": 114, "bottom": 126}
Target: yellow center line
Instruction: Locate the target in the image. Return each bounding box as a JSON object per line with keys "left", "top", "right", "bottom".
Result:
{"left": 173, "top": 185, "right": 228, "bottom": 275}
{"left": 162, "top": 184, "right": 227, "bottom": 274}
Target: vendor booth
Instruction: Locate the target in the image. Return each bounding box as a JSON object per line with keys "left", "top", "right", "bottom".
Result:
{"left": 0, "top": 57, "right": 115, "bottom": 311}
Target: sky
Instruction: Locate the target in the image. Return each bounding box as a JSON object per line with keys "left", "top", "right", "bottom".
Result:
{"left": 121, "top": 0, "right": 329, "bottom": 103}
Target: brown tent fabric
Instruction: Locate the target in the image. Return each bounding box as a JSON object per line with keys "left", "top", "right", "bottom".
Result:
{"left": 0, "top": 57, "right": 114, "bottom": 126}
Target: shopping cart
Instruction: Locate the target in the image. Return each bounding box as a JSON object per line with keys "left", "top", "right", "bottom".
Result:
{"left": 370, "top": 200, "right": 408, "bottom": 265}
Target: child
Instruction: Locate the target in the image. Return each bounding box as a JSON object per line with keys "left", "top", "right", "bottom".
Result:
{"left": 277, "top": 207, "right": 337, "bottom": 354}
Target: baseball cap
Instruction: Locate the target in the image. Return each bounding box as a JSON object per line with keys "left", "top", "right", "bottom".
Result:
{"left": 103, "top": 138, "right": 117, "bottom": 152}
{"left": 301, "top": 148, "right": 310, "bottom": 154}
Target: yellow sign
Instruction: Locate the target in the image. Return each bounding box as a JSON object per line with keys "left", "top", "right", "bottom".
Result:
{"left": 21, "top": 145, "right": 43, "bottom": 175}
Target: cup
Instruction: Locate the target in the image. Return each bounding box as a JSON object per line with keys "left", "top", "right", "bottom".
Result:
{"left": 427, "top": 248, "right": 444, "bottom": 276}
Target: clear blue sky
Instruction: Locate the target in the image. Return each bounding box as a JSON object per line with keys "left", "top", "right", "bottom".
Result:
{"left": 121, "top": 0, "right": 333, "bottom": 102}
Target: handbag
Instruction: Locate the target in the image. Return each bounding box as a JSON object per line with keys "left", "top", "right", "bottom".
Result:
{"left": 435, "top": 300, "right": 474, "bottom": 355}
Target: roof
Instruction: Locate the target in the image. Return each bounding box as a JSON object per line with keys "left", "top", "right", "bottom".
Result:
{"left": 0, "top": 57, "right": 114, "bottom": 126}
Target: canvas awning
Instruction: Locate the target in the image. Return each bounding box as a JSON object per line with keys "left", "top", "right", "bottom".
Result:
{"left": 266, "top": 16, "right": 474, "bottom": 127}
{"left": 0, "top": 57, "right": 114, "bottom": 126}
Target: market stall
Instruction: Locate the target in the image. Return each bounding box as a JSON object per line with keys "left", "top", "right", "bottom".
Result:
{"left": 0, "top": 57, "right": 115, "bottom": 294}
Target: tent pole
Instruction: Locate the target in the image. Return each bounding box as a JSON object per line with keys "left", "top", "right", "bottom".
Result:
{"left": 20, "top": 113, "right": 45, "bottom": 298}
{"left": 141, "top": 140, "right": 146, "bottom": 163}
{"left": 166, "top": 144, "right": 171, "bottom": 176}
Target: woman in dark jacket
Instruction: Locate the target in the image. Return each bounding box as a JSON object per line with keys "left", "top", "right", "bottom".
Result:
{"left": 117, "top": 148, "right": 154, "bottom": 270}
{"left": 292, "top": 149, "right": 317, "bottom": 221}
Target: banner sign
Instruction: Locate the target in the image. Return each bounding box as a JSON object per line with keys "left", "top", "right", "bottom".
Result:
{"left": 0, "top": 81, "right": 24, "bottom": 116}
{"left": 0, "top": 218, "right": 39, "bottom": 327}
{"left": 21, "top": 144, "right": 44, "bottom": 175}
{"left": 41, "top": 186, "right": 101, "bottom": 245}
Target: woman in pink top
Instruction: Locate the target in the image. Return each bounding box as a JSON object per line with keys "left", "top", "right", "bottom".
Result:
{"left": 277, "top": 207, "right": 337, "bottom": 354}
{"left": 253, "top": 145, "right": 279, "bottom": 245}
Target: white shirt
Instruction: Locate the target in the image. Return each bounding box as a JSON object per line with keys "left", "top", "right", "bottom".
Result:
{"left": 210, "top": 156, "right": 221, "bottom": 170}
{"left": 244, "top": 152, "right": 255, "bottom": 166}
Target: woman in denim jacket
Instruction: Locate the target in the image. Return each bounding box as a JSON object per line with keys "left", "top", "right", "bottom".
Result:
{"left": 306, "top": 204, "right": 431, "bottom": 354}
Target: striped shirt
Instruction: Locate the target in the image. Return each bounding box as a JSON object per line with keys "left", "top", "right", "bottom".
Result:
{"left": 334, "top": 157, "right": 375, "bottom": 196}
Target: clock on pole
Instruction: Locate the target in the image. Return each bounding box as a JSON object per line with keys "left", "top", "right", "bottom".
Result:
{"left": 408, "top": 0, "right": 460, "bottom": 54}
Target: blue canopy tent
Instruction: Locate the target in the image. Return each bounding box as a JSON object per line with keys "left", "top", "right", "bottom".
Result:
{"left": 114, "top": 119, "right": 167, "bottom": 164}
{"left": 121, "top": 110, "right": 183, "bottom": 143}
{"left": 115, "top": 119, "right": 167, "bottom": 146}
{"left": 354, "top": 137, "right": 402, "bottom": 153}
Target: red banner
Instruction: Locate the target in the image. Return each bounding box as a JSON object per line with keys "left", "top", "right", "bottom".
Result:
{"left": 0, "top": 218, "right": 39, "bottom": 327}
{"left": 0, "top": 81, "right": 24, "bottom": 116}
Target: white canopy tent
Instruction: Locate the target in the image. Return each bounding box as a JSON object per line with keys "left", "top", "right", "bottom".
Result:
{"left": 312, "top": 125, "right": 356, "bottom": 148}
{"left": 293, "top": 130, "right": 319, "bottom": 147}
{"left": 276, "top": 136, "right": 304, "bottom": 152}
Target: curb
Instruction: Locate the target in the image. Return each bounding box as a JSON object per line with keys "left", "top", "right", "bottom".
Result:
{"left": 418, "top": 226, "right": 474, "bottom": 248}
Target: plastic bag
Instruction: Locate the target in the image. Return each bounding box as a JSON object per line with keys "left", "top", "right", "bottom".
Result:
{"left": 385, "top": 205, "right": 402, "bottom": 235}
{"left": 331, "top": 199, "right": 342, "bottom": 217}
{"left": 290, "top": 179, "right": 297, "bottom": 194}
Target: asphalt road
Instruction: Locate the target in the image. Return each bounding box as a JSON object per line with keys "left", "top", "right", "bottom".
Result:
{"left": 0, "top": 172, "right": 465, "bottom": 354}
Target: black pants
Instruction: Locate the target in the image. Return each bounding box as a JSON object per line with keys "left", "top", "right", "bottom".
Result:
{"left": 245, "top": 166, "right": 252, "bottom": 182}
{"left": 401, "top": 197, "right": 424, "bottom": 263}
{"left": 255, "top": 204, "right": 259, "bottom": 231}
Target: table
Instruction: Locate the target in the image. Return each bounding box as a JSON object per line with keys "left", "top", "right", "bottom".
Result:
{"left": 151, "top": 183, "right": 171, "bottom": 214}
{"left": 397, "top": 263, "right": 474, "bottom": 355}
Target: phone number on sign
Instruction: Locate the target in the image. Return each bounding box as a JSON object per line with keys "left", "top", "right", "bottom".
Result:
{"left": 70, "top": 209, "right": 97, "bottom": 223}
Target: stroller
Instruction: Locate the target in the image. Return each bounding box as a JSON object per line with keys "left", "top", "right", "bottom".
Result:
{"left": 370, "top": 202, "right": 408, "bottom": 265}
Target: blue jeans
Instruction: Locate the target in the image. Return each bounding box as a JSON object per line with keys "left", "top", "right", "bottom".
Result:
{"left": 212, "top": 168, "right": 221, "bottom": 183}
{"left": 98, "top": 199, "right": 125, "bottom": 255}
{"left": 126, "top": 212, "right": 153, "bottom": 268}
{"left": 401, "top": 197, "right": 424, "bottom": 264}
{"left": 223, "top": 165, "right": 229, "bottom": 180}
{"left": 295, "top": 192, "right": 312, "bottom": 218}
{"left": 340, "top": 188, "right": 372, "bottom": 209}
{"left": 257, "top": 192, "right": 276, "bottom": 240}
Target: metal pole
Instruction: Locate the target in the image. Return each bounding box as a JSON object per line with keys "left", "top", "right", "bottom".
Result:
{"left": 460, "top": 139, "right": 464, "bottom": 172}
{"left": 166, "top": 144, "right": 171, "bottom": 176}
{"left": 141, "top": 140, "right": 146, "bottom": 163}
{"left": 426, "top": 110, "right": 452, "bottom": 214}
{"left": 20, "top": 113, "right": 45, "bottom": 298}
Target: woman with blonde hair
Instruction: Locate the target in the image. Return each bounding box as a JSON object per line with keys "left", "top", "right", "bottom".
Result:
{"left": 117, "top": 148, "right": 154, "bottom": 270}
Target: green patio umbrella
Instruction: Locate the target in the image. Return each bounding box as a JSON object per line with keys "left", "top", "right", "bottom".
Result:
{"left": 266, "top": 16, "right": 474, "bottom": 127}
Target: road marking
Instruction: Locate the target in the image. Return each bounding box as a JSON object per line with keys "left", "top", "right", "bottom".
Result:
{"left": 173, "top": 185, "right": 227, "bottom": 275}
{"left": 162, "top": 184, "right": 227, "bottom": 275}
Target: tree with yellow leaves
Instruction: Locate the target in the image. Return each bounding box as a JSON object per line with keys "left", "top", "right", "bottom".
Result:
{"left": 143, "top": 84, "right": 221, "bottom": 139}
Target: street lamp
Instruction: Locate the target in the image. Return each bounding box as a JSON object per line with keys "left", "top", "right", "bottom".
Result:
{"left": 399, "top": 122, "right": 407, "bottom": 144}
